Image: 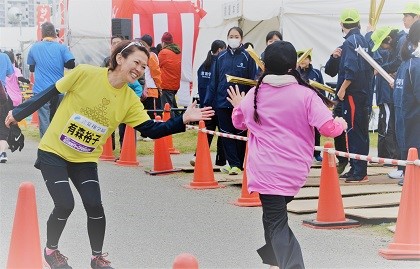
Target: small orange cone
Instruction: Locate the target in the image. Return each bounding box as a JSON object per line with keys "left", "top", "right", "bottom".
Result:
{"left": 116, "top": 125, "right": 139, "bottom": 166}
{"left": 7, "top": 182, "right": 43, "bottom": 269}
{"left": 30, "top": 111, "right": 39, "bottom": 127}
{"left": 18, "top": 119, "right": 27, "bottom": 128}
{"left": 172, "top": 253, "right": 199, "bottom": 269}
{"left": 99, "top": 137, "right": 115, "bottom": 161}
{"left": 379, "top": 148, "right": 420, "bottom": 259}
{"left": 146, "top": 116, "right": 182, "bottom": 175}
{"left": 233, "top": 143, "right": 261, "bottom": 207}
{"left": 303, "top": 141, "right": 359, "bottom": 229}
{"left": 163, "top": 103, "right": 180, "bottom": 154}
{"left": 185, "top": 120, "right": 224, "bottom": 189}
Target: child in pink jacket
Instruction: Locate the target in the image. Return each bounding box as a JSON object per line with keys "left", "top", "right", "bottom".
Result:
{"left": 227, "top": 41, "right": 347, "bottom": 269}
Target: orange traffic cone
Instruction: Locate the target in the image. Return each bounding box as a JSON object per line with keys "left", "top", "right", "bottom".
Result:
{"left": 7, "top": 182, "right": 43, "bottom": 269}
{"left": 18, "top": 119, "right": 27, "bottom": 128}
{"left": 233, "top": 143, "right": 261, "bottom": 207}
{"left": 30, "top": 111, "right": 39, "bottom": 127}
{"left": 146, "top": 116, "right": 182, "bottom": 175}
{"left": 379, "top": 148, "right": 420, "bottom": 259}
{"left": 163, "top": 103, "right": 180, "bottom": 154}
{"left": 116, "top": 125, "right": 139, "bottom": 166}
{"left": 172, "top": 253, "right": 199, "bottom": 269}
{"left": 185, "top": 120, "right": 224, "bottom": 189}
{"left": 303, "top": 141, "right": 359, "bottom": 229}
{"left": 99, "top": 137, "right": 115, "bottom": 161}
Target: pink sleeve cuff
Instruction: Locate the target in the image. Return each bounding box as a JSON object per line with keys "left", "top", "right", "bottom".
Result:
{"left": 318, "top": 119, "right": 344, "bottom": 138}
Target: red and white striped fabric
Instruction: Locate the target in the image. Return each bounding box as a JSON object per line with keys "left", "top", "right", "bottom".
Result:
{"left": 112, "top": 0, "right": 206, "bottom": 106}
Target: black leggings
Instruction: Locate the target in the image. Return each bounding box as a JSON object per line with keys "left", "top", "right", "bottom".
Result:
{"left": 38, "top": 154, "right": 105, "bottom": 255}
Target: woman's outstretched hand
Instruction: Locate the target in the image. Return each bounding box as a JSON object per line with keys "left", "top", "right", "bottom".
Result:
{"left": 227, "top": 85, "right": 245, "bottom": 108}
{"left": 182, "top": 101, "right": 215, "bottom": 124}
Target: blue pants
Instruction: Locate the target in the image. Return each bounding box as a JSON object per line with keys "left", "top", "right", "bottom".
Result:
{"left": 216, "top": 108, "right": 246, "bottom": 168}
{"left": 37, "top": 93, "right": 63, "bottom": 138}
{"left": 342, "top": 94, "right": 369, "bottom": 178}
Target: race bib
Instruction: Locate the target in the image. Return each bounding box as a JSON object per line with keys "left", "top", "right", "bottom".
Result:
{"left": 60, "top": 113, "right": 108, "bottom": 153}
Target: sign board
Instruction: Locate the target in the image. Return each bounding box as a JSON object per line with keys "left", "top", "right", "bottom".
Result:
{"left": 222, "top": 0, "right": 242, "bottom": 19}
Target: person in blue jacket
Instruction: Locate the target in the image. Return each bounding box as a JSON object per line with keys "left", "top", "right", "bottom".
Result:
{"left": 368, "top": 27, "right": 401, "bottom": 160}
{"left": 396, "top": 20, "right": 420, "bottom": 186}
{"left": 335, "top": 8, "right": 373, "bottom": 183}
{"left": 297, "top": 50, "right": 325, "bottom": 163}
{"left": 203, "top": 27, "right": 257, "bottom": 175}
{"left": 190, "top": 39, "right": 227, "bottom": 167}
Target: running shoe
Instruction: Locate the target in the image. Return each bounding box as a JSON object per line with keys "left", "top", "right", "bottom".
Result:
{"left": 44, "top": 248, "right": 72, "bottom": 269}
{"left": 0, "top": 152, "right": 7, "bottom": 163}
{"left": 345, "top": 176, "right": 369, "bottom": 183}
{"left": 388, "top": 170, "right": 404, "bottom": 179}
{"left": 91, "top": 253, "right": 113, "bottom": 269}
{"left": 229, "top": 167, "right": 241, "bottom": 175}
{"left": 220, "top": 164, "right": 231, "bottom": 174}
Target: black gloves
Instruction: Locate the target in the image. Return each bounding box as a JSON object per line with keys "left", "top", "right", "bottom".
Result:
{"left": 7, "top": 124, "right": 25, "bottom": 152}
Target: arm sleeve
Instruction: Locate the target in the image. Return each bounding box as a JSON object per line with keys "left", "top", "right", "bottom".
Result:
{"left": 29, "top": 65, "right": 35, "bottom": 72}
{"left": 231, "top": 106, "right": 247, "bottom": 130}
{"left": 203, "top": 59, "right": 218, "bottom": 106}
{"left": 324, "top": 55, "right": 340, "bottom": 77}
{"left": 12, "top": 84, "right": 59, "bottom": 121}
{"left": 149, "top": 53, "right": 162, "bottom": 88}
{"left": 318, "top": 119, "right": 344, "bottom": 138}
{"left": 64, "top": 59, "right": 75, "bottom": 69}
{"left": 134, "top": 116, "right": 186, "bottom": 139}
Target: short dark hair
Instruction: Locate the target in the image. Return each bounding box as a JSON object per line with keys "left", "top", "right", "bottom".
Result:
{"left": 41, "top": 22, "right": 56, "bottom": 38}
{"left": 227, "top": 27, "right": 243, "bottom": 38}
{"left": 265, "top": 31, "right": 283, "bottom": 43}
{"left": 342, "top": 20, "right": 360, "bottom": 30}
{"left": 111, "top": 35, "right": 125, "bottom": 42}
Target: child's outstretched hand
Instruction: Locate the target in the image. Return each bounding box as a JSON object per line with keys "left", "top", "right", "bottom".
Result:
{"left": 227, "top": 85, "right": 245, "bottom": 108}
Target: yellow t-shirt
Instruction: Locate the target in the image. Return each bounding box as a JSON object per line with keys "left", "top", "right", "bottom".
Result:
{"left": 38, "top": 64, "right": 150, "bottom": 163}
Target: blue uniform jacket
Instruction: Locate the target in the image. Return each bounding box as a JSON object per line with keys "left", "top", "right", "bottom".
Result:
{"left": 337, "top": 28, "right": 373, "bottom": 96}
{"left": 401, "top": 56, "right": 420, "bottom": 149}
{"left": 197, "top": 55, "right": 217, "bottom": 108}
{"left": 298, "top": 64, "right": 325, "bottom": 95}
{"left": 204, "top": 45, "right": 257, "bottom": 108}
{"left": 375, "top": 49, "right": 394, "bottom": 104}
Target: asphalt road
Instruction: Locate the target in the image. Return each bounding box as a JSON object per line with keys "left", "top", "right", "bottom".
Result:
{"left": 1, "top": 138, "right": 419, "bottom": 269}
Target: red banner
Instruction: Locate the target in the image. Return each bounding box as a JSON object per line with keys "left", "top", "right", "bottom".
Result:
{"left": 36, "top": 5, "right": 51, "bottom": 41}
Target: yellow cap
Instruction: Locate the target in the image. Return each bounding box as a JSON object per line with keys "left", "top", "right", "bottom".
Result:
{"left": 340, "top": 8, "right": 360, "bottom": 23}
{"left": 403, "top": 2, "right": 420, "bottom": 15}
{"left": 371, "top": 26, "right": 397, "bottom": 52}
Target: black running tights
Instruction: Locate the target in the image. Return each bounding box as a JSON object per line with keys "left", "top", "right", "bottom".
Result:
{"left": 40, "top": 162, "right": 105, "bottom": 256}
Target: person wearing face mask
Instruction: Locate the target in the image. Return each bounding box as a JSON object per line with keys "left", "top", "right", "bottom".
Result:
{"left": 203, "top": 27, "right": 257, "bottom": 175}
{"left": 5, "top": 40, "right": 214, "bottom": 269}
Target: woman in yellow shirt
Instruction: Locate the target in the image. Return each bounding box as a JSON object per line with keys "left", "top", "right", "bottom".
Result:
{"left": 5, "top": 40, "right": 214, "bottom": 269}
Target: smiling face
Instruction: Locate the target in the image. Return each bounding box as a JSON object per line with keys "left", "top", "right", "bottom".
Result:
{"left": 116, "top": 48, "right": 148, "bottom": 84}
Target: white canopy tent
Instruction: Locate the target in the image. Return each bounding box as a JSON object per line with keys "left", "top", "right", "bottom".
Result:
{"left": 9, "top": 0, "right": 406, "bottom": 111}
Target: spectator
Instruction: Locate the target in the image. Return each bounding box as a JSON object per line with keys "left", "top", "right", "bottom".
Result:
{"left": 0, "top": 52, "right": 15, "bottom": 163}
{"left": 297, "top": 49, "right": 325, "bottom": 163}
{"left": 27, "top": 22, "right": 75, "bottom": 138}
{"left": 158, "top": 32, "right": 182, "bottom": 118}
{"left": 203, "top": 26, "right": 257, "bottom": 175}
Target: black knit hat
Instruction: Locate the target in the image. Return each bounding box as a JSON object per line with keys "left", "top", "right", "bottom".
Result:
{"left": 141, "top": 34, "right": 153, "bottom": 47}
{"left": 262, "top": 41, "right": 297, "bottom": 75}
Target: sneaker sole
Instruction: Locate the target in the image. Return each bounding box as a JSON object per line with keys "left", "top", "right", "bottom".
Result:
{"left": 0, "top": 160, "right": 7, "bottom": 163}
{"left": 345, "top": 178, "right": 369, "bottom": 183}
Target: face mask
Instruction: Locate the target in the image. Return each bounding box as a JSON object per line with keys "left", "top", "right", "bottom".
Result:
{"left": 228, "top": 38, "right": 241, "bottom": 49}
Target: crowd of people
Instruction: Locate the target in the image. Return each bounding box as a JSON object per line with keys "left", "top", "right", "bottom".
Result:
{"left": 1, "top": 2, "right": 419, "bottom": 269}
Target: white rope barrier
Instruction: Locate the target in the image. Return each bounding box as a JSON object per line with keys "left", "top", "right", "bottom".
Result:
{"left": 185, "top": 124, "right": 420, "bottom": 167}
